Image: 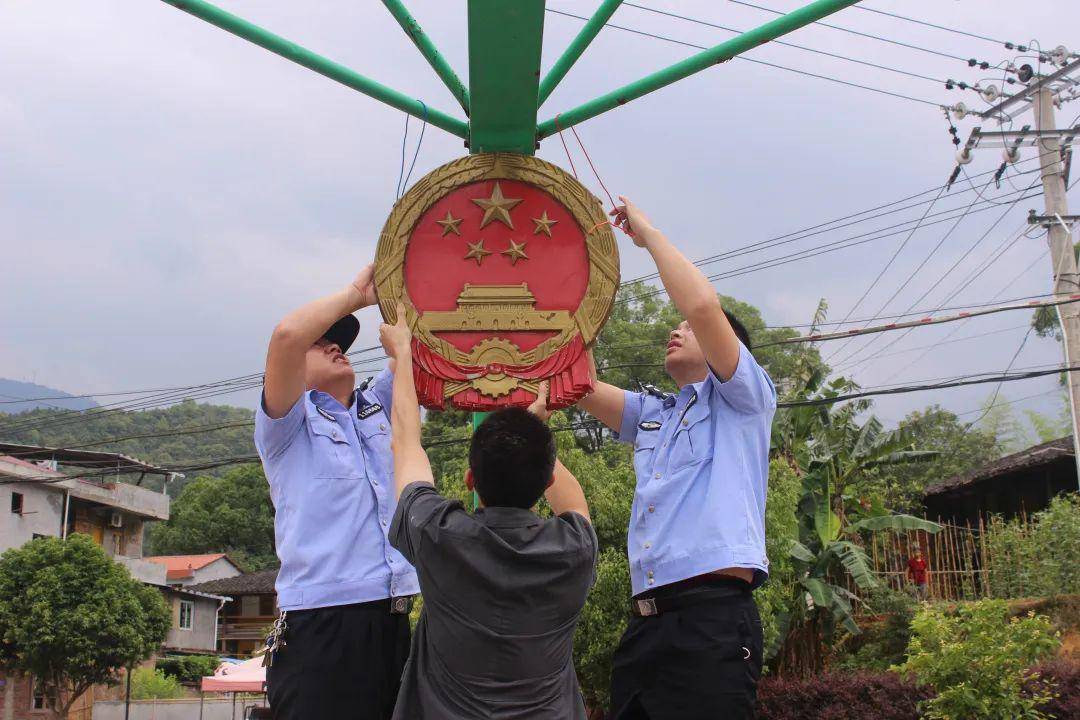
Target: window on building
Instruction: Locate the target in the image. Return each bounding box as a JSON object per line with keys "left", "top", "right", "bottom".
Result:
{"left": 10, "top": 492, "right": 23, "bottom": 515}
{"left": 259, "top": 595, "right": 275, "bottom": 617}
{"left": 111, "top": 532, "right": 125, "bottom": 556}
{"left": 179, "top": 600, "right": 194, "bottom": 631}
{"left": 31, "top": 676, "right": 49, "bottom": 710}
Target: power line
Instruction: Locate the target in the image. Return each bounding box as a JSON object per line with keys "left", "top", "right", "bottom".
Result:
{"left": 621, "top": 2, "right": 950, "bottom": 85}
{"left": 726, "top": 0, "right": 972, "bottom": 64}
{"left": 850, "top": 4, "right": 1011, "bottom": 47}
{"left": 545, "top": 8, "right": 944, "bottom": 107}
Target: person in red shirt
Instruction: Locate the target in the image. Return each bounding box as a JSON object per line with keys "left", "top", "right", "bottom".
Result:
{"left": 907, "top": 548, "right": 929, "bottom": 601}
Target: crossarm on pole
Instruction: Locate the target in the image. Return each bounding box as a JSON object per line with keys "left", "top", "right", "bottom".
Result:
{"left": 538, "top": 0, "right": 624, "bottom": 107}
{"left": 162, "top": 0, "right": 469, "bottom": 139}
{"left": 381, "top": 0, "right": 471, "bottom": 115}
{"left": 536, "top": 0, "right": 861, "bottom": 139}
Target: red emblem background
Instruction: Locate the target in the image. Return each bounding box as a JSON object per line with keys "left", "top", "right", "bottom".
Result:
{"left": 374, "top": 154, "right": 620, "bottom": 411}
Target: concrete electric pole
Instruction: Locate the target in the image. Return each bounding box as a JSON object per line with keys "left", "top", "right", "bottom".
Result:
{"left": 951, "top": 54, "right": 1080, "bottom": 486}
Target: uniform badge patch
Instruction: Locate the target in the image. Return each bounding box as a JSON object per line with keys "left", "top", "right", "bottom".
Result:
{"left": 638, "top": 421, "right": 662, "bottom": 431}
{"left": 315, "top": 407, "right": 336, "bottom": 422}
{"left": 357, "top": 403, "right": 384, "bottom": 420}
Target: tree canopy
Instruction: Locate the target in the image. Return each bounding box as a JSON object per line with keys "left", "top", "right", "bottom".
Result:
{"left": 0, "top": 535, "right": 171, "bottom": 719}
{"left": 147, "top": 464, "right": 277, "bottom": 570}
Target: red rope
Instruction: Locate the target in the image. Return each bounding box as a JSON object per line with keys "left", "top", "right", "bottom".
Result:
{"left": 554, "top": 115, "right": 579, "bottom": 180}
{"left": 569, "top": 124, "right": 618, "bottom": 210}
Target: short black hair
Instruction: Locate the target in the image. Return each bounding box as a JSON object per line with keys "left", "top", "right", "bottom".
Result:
{"left": 469, "top": 408, "right": 556, "bottom": 509}
{"left": 725, "top": 310, "right": 752, "bottom": 349}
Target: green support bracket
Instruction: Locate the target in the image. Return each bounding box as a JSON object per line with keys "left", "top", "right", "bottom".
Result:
{"left": 467, "top": 0, "right": 546, "bottom": 154}
{"left": 536, "top": 0, "right": 861, "bottom": 139}
{"left": 381, "top": 0, "right": 471, "bottom": 116}
{"left": 470, "top": 411, "right": 490, "bottom": 510}
{"left": 161, "top": 0, "right": 469, "bottom": 139}
{"left": 537, "top": 0, "right": 624, "bottom": 107}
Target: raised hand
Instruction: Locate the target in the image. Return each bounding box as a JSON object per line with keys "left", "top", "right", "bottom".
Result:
{"left": 351, "top": 263, "right": 379, "bottom": 308}
{"left": 527, "top": 381, "right": 552, "bottom": 423}
{"left": 379, "top": 302, "right": 412, "bottom": 372}
{"left": 609, "top": 195, "right": 657, "bottom": 246}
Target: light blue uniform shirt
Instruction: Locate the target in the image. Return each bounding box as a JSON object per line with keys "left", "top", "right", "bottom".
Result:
{"left": 617, "top": 342, "right": 777, "bottom": 596}
{"left": 254, "top": 370, "right": 419, "bottom": 610}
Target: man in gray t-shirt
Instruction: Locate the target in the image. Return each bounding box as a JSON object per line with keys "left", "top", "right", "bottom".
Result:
{"left": 379, "top": 306, "right": 597, "bottom": 719}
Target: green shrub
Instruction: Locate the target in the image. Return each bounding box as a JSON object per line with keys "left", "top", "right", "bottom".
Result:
{"left": 130, "top": 667, "right": 185, "bottom": 700}
{"left": 833, "top": 586, "right": 917, "bottom": 672}
{"left": 897, "top": 599, "right": 1060, "bottom": 719}
{"left": 985, "top": 494, "right": 1080, "bottom": 599}
{"left": 156, "top": 654, "right": 220, "bottom": 683}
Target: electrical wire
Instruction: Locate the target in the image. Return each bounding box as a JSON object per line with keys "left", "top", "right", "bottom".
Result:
{"left": 850, "top": 4, "right": 1011, "bottom": 47}
{"left": 545, "top": 8, "right": 943, "bottom": 107}
{"left": 726, "top": 0, "right": 972, "bottom": 64}
{"left": 621, "top": 2, "right": 950, "bottom": 85}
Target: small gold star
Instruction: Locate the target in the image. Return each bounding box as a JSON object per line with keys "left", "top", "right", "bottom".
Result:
{"left": 501, "top": 239, "right": 529, "bottom": 265}
{"left": 531, "top": 211, "right": 558, "bottom": 237}
{"left": 463, "top": 239, "right": 492, "bottom": 266}
{"left": 435, "top": 211, "right": 463, "bottom": 236}
{"left": 472, "top": 182, "right": 522, "bottom": 229}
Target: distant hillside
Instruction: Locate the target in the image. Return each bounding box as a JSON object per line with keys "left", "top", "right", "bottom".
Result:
{"left": 0, "top": 399, "right": 256, "bottom": 495}
{"left": 0, "top": 379, "right": 100, "bottom": 413}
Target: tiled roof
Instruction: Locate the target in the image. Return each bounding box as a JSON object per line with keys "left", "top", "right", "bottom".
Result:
{"left": 145, "top": 554, "right": 231, "bottom": 580}
{"left": 925, "top": 436, "right": 1074, "bottom": 497}
{"left": 189, "top": 569, "right": 278, "bottom": 596}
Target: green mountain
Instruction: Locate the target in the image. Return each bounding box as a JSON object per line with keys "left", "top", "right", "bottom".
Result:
{"left": 0, "top": 399, "right": 256, "bottom": 496}
{"left": 0, "top": 379, "right": 100, "bottom": 413}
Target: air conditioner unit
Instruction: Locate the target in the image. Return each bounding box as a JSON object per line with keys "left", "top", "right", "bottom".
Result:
{"left": 108, "top": 511, "right": 123, "bottom": 528}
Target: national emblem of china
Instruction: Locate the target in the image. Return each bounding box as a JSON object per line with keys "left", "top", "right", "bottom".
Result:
{"left": 373, "top": 153, "right": 620, "bottom": 411}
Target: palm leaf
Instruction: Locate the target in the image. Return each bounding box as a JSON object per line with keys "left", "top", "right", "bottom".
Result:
{"left": 789, "top": 540, "right": 817, "bottom": 563}
{"left": 828, "top": 583, "right": 861, "bottom": 635}
{"left": 814, "top": 501, "right": 841, "bottom": 545}
{"left": 829, "top": 540, "right": 878, "bottom": 589}
{"left": 800, "top": 577, "right": 833, "bottom": 609}
{"left": 848, "top": 514, "right": 942, "bottom": 534}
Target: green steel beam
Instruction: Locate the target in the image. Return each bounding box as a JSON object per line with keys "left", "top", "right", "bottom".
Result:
{"left": 162, "top": 0, "right": 469, "bottom": 139}
{"left": 537, "top": 0, "right": 623, "bottom": 107}
{"left": 381, "top": 0, "right": 470, "bottom": 115}
{"left": 536, "top": 0, "right": 861, "bottom": 139}
{"left": 467, "top": 0, "right": 546, "bottom": 154}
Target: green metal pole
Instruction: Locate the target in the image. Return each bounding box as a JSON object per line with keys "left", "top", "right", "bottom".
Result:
{"left": 470, "top": 412, "right": 490, "bottom": 510}
{"left": 381, "top": 0, "right": 471, "bottom": 115}
{"left": 162, "top": 0, "right": 469, "bottom": 139}
{"left": 537, "top": 0, "right": 624, "bottom": 106}
{"left": 467, "top": 0, "right": 546, "bottom": 154}
{"left": 536, "top": 0, "right": 861, "bottom": 139}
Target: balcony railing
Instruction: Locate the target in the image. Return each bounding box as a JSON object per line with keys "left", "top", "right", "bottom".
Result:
{"left": 220, "top": 616, "right": 277, "bottom": 640}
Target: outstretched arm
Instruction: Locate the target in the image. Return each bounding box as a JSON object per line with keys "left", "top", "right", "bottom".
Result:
{"left": 576, "top": 350, "right": 625, "bottom": 434}
{"left": 379, "top": 303, "right": 433, "bottom": 499}
{"left": 528, "top": 384, "right": 590, "bottom": 521}
{"left": 612, "top": 197, "right": 742, "bottom": 380}
{"left": 263, "top": 265, "right": 377, "bottom": 418}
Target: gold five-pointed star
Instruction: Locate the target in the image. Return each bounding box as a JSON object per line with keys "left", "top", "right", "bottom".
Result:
{"left": 435, "top": 211, "right": 463, "bottom": 237}
{"left": 463, "top": 239, "right": 492, "bottom": 266}
{"left": 501, "top": 239, "right": 529, "bottom": 265}
{"left": 472, "top": 182, "right": 522, "bottom": 229}
{"left": 531, "top": 211, "right": 558, "bottom": 237}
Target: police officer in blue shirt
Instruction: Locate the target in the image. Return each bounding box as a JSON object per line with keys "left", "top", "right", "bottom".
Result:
{"left": 255, "top": 263, "right": 418, "bottom": 720}
{"left": 578, "top": 198, "right": 777, "bottom": 719}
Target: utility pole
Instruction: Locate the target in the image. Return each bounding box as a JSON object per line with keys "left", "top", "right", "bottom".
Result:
{"left": 1034, "top": 86, "right": 1080, "bottom": 487}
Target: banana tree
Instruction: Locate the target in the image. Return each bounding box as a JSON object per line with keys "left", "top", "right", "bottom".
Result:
{"left": 770, "top": 372, "right": 940, "bottom": 676}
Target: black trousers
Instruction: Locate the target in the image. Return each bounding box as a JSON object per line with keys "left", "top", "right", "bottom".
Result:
{"left": 266, "top": 600, "right": 411, "bottom": 720}
{"left": 610, "top": 579, "right": 763, "bottom": 720}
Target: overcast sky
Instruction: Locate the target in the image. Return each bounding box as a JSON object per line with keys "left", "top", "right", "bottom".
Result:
{"left": 3, "top": 0, "right": 1079, "bottom": 431}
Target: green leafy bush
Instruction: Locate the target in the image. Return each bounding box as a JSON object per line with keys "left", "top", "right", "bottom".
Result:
{"left": 897, "top": 600, "right": 1060, "bottom": 719}
{"left": 985, "top": 494, "right": 1080, "bottom": 599}
{"left": 156, "top": 654, "right": 220, "bottom": 683}
{"left": 833, "top": 586, "right": 917, "bottom": 672}
{"left": 130, "top": 667, "right": 185, "bottom": 700}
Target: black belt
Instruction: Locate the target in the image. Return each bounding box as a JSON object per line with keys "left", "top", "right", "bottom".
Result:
{"left": 631, "top": 576, "right": 750, "bottom": 617}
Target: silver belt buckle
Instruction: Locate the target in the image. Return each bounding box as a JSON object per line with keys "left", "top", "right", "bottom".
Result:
{"left": 636, "top": 598, "right": 658, "bottom": 616}
{"left": 390, "top": 596, "right": 411, "bottom": 615}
